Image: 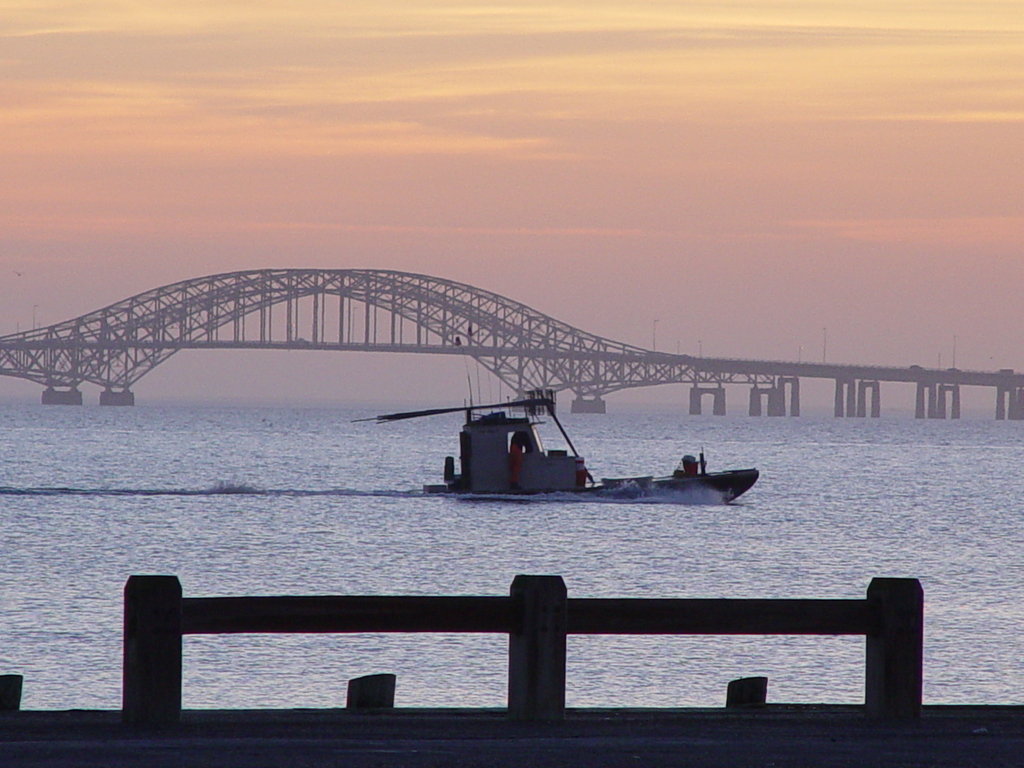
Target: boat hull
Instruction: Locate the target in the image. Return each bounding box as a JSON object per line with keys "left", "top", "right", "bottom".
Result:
{"left": 425, "top": 468, "right": 759, "bottom": 502}
{"left": 600, "top": 469, "right": 759, "bottom": 502}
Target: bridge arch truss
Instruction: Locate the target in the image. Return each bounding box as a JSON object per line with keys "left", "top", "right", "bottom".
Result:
{"left": 0, "top": 269, "right": 729, "bottom": 400}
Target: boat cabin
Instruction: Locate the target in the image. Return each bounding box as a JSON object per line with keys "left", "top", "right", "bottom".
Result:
{"left": 446, "top": 411, "right": 582, "bottom": 493}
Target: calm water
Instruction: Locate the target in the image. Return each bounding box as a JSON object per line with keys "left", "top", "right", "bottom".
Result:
{"left": 1, "top": 403, "right": 1021, "bottom": 710}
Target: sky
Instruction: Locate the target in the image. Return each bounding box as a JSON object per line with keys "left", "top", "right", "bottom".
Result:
{"left": 1, "top": 1, "right": 1022, "bottom": 407}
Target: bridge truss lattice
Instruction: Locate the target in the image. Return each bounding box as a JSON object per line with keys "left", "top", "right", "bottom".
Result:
{"left": 0, "top": 269, "right": 733, "bottom": 398}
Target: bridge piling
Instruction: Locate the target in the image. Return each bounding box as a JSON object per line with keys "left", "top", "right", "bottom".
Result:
{"left": 767, "top": 384, "right": 786, "bottom": 416}
{"left": 996, "top": 385, "right": 1024, "bottom": 420}
{"left": 856, "top": 381, "right": 881, "bottom": 418}
{"left": 748, "top": 387, "right": 763, "bottom": 417}
{"left": 780, "top": 376, "right": 800, "bottom": 416}
{"left": 748, "top": 380, "right": 789, "bottom": 417}
{"left": 834, "top": 379, "right": 855, "bottom": 417}
{"left": 932, "top": 385, "right": 945, "bottom": 419}
{"left": 41, "top": 387, "right": 82, "bottom": 406}
{"left": 99, "top": 389, "right": 135, "bottom": 407}
{"left": 689, "top": 386, "right": 726, "bottom": 416}
{"left": 939, "top": 384, "right": 960, "bottom": 419}
{"left": 712, "top": 387, "right": 726, "bottom": 415}
{"left": 570, "top": 397, "right": 606, "bottom": 414}
{"left": 689, "top": 387, "right": 702, "bottom": 415}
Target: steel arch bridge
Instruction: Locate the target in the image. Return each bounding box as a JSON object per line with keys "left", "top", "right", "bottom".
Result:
{"left": 0, "top": 268, "right": 743, "bottom": 406}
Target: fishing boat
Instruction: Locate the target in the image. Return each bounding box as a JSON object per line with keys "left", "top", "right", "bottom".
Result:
{"left": 363, "top": 394, "right": 758, "bottom": 501}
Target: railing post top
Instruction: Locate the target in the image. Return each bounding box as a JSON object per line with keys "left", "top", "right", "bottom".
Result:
{"left": 125, "top": 575, "right": 182, "bottom": 596}
{"left": 510, "top": 575, "right": 566, "bottom": 597}
{"left": 867, "top": 578, "right": 923, "bottom": 599}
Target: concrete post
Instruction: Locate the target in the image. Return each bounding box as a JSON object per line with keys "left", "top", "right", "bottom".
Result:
{"left": 926, "top": 384, "right": 939, "bottom": 419}
{"left": 748, "top": 387, "right": 762, "bottom": 417}
{"left": 845, "top": 379, "right": 857, "bottom": 418}
{"left": 508, "top": 575, "right": 567, "bottom": 722}
{"left": 0, "top": 675, "right": 23, "bottom": 711}
{"left": 712, "top": 387, "right": 726, "bottom": 416}
{"left": 767, "top": 384, "right": 785, "bottom": 417}
{"left": 726, "top": 676, "right": 767, "bottom": 708}
{"left": 347, "top": 673, "right": 397, "bottom": 709}
{"left": 856, "top": 380, "right": 881, "bottom": 418}
{"left": 123, "top": 575, "right": 183, "bottom": 725}
{"left": 865, "top": 578, "right": 923, "bottom": 719}
{"left": 784, "top": 376, "right": 800, "bottom": 417}
{"left": 689, "top": 387, "right": 703, "bottom": 415}
{"left": 940, "top": 384, "right": 960, "bottom": 420}
{"left": 916, "top": 383, "right": 927, "bottom": 419}
{"left": 834, "top": 379, "right": 846, "bottom": 417}
{"left": 995, "top": 386, "right": 1008, "bottom": 420}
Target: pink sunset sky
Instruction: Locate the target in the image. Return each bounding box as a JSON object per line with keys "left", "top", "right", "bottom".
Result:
{"left": 1, "top": 2, "right": 1021, "bottom": 407}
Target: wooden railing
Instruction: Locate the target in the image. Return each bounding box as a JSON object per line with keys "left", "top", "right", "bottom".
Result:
{"left": 122, "top": 575, "right": 923, "bottom": 724}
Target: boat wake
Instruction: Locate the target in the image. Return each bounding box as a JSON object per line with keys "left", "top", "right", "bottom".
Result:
{"left": 0, "top": 483, "right": 734, "bottom": 504}
{"left": 0, "top": 484, "right": 423, "bottom": 499}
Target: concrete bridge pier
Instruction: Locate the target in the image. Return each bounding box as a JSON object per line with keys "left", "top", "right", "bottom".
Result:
{"left": 916, "top": 383, "right": 941, "bottom": 418}
{"left": 856, "top": 380, "right": 881, "bottom": 418}
{"left": 995, "top": 385, "right": 1024, "bottom": 420}
{"left": 748, "top": 386, "right": 768, "bottom": 416}
{"left": 833, "top": 378, "right": 856, "bottom": 417}
{"left": 916, "top": 383, "right": 960, "bottom": 419}
{"left": 780, "top": 376, "right": 800, "bottom": 417}
{"left": 939, "top": 384, "right": 960, "bottom": 419}
{"left": 749, "top": 386, "right": 782, "bottom": 416}
{"left": 100, "top": 388, "right": 136, "bottom": 406}
{"left": 571, "top": 396, "right": 606, "bottom": 414}
{"left": 689, "top": 386, "right": 726, "bottom": 416}
{"left": 41, "top": 387, "right": 83, "bottom": 406}
{"left": 915, "top": 383, "right": 929, "bottom": 419}
{"left": 749, "top": 378, "right": 799, "bottom": 417}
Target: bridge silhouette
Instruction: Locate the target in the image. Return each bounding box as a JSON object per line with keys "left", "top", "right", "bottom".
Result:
{"left": 2, "top": 268, "right": 1022, "bottom": 419}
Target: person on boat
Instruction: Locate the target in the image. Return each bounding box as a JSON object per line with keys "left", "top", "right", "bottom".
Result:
{"left": 677, "top": 454, "right": 699, "bottom": 476}
{"left": 508, "top": 431, "right": 531, "bottom": 489}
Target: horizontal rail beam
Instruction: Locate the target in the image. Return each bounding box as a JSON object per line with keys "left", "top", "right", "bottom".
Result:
{"left": 183, "top": 596, "right": 516, "bottom": 635}
{"left": 182, "top": 596, "right": 876, "bottom": 637}
{"left": 567, "top": 598, "right": 875, "bottom": 636}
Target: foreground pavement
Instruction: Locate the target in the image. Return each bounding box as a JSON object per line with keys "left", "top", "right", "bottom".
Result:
{"left": 2, "top": 706, "right": 1023, "bottom": 767}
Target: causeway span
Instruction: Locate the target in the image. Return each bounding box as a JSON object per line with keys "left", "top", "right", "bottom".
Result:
{"left": 1, "top": 268, "right": 1022, "bottom": 419}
